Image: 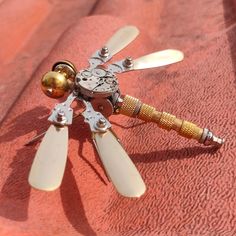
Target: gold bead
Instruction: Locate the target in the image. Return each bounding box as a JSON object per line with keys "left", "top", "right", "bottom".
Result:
{"left": 41, "top": 60, "right": 77, "bottom": 99}
{"left": 52, "top": 60, "right": 77, "bottom": 81}
{"left": 41, "top": 71, "right": 69, "bottom": 98}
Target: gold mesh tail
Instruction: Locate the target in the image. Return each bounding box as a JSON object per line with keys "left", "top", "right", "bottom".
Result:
{"left": 119, "top": 95, "right": 224, "bottom": 147}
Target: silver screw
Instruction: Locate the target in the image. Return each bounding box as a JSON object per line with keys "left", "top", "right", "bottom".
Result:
{"left": 97, "top": 118, "right": 106, "bottom": 128}
{"left": 123, "top": 57, "right": 133, "bottom": 68}
{"left": 203, "top": 129, "right": 225, "bottom": 147}
{"left": 99, "top": 46, "right": 109, "bottom": 57}
{"left": 57, "top": 110, "right": 66, "bottom": 122}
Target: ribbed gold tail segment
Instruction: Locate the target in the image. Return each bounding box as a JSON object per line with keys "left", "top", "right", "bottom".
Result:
{"left": 119, "top": 95, "right": 141, "bottom": 117}
{"left": 119, "top": 94, "right": 214, "bottom": 145}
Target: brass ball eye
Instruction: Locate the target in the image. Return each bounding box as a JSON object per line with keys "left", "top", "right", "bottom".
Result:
{"left": 52, "top": 60, "right": 77, "bottom": 81}
{"left": 41, "top": 60, "right": 77, "bottom": 99}
{"left": 41, "top": 71, "right": 69, "bottom": 98}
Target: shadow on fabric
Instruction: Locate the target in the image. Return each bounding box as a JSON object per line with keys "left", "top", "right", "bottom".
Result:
{"left": 0, "top": 106, "right": 50, "bottom": 221}
{"left": 223, "top": 0, "right": 236, "bottom": 86}
{"left": 0, "top": 106, "right": 97, "bottom": 235}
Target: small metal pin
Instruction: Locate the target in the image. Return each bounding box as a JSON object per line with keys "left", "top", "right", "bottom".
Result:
{"left": 97, "top": 118, "right": 106, "bottom": 128}
{"left": 123, "top": 57, "right": 133, "bottom": 68}
{"left": 202, "top": 129, "right": 225, "bottom": 147}
{"left": 99, "top": 46, "right": 109, "bottom": 57}
{"left": 57, "top": 110, "right": 66, "bottom": 122}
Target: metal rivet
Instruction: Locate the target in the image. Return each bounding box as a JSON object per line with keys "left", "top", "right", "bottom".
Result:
{"left": 99, "top": 46, "right": 109, "bottom": 57}
{"left": 97, "top": 118, "right": 106, "bottom": 128}
{"left": 123, "top": 57, "right": 133, "bottom": 68}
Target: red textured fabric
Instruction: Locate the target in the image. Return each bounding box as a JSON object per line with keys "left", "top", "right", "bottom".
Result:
{"left": 0, "top": 0, "right": 236, "bottom": 235}
{"left": 0, "top": 0, "right": 96, "bottom": 122}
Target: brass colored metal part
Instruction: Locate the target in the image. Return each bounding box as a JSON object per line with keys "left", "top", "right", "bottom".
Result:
{"left": 158, "top": 112, "right": 176, "bottom": 131}
{"left": 119, "top": 95, "right": 140, "bottom": 117}
{"left": 41, "top": 61, "right": 77, "bottom": 99}
{"left": 41, "top": 71, "right": 69, "bottom": 98}
{"left": 179, "top": 121, "right": 203, "bottom": 140}
{"left": 137, "top": 103, "right": 155, "bottom": 121}
{"left": 52, "top": 60, "right": 77, "bottom": 81}
{"left": 118, "top": 95, "right": 223, "bottom": 145}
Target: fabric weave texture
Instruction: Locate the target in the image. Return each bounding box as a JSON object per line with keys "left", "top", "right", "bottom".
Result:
{"left": 0, "top": 0, "right": 235, "bottom": 235}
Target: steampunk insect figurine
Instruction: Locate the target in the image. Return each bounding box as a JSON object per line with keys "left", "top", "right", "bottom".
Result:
{"left": 28, "top": 26, "right": 224, "bottom": 198}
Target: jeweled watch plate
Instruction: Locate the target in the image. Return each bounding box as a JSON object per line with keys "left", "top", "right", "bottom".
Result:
{"left": 75, "top": 68, "right": 119, "bottom": 98}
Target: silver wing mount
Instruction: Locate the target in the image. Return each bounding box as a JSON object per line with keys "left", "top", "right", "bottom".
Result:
{"left": 108, "top": 49, "right": 184, "bottom": 74}
{"left": 88, "top": 25, "right": 139, "bottom": 68}
{"left": 81, "top": 99, "right": 146, "bottom": 197}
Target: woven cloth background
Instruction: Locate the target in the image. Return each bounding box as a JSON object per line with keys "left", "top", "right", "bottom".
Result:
{"left": 0, "top": 0, "right": 236, "bottom": 235}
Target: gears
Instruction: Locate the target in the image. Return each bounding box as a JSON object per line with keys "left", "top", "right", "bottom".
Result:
{"left": 75, "top": 68, "right": 119, "bottom": 98}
